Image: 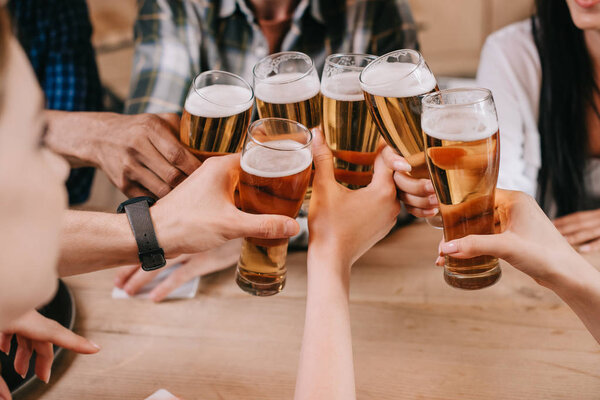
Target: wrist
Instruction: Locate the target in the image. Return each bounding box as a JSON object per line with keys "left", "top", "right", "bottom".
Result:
{"left": 543, "top": 250, "right": 596, "bottom": 298}
{"left": 150, "top": 202, "right": 183, "bottom": 259}
{"left": 307, "top": 245, "right": 351, "bottom": 279}
{"left": 45, "top": 110, "right": 97, "bottom": 167}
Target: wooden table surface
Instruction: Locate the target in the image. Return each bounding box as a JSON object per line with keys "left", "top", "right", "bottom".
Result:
{"left": 18, "top": 222, "right": 600, "bottom": 400}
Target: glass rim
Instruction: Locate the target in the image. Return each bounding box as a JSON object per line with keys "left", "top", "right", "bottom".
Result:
{"left": 252, "top": 51, "right": 315, "bottom": 85}
{"left": 192, "top": 70, "right": 254, "bottom": 108}
{"left": 358, "top": 49, "right": 425, "bottom": 88}
{"left": 325, "top": 53, "right": 377, "bottom": 71}
{"left": 246, "top": 117, "right": 313, "bottom": 151}
{"left": 421, "top": 87, "right": 493, "bottom": 109}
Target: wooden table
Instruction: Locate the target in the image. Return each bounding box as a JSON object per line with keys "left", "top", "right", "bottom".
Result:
{"left": 19, "top": 222, "right": 600, "bottom": 399}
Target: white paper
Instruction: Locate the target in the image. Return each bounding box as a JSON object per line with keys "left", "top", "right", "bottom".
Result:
{"left": 112, "top": 263, "right": 200, "bottom": 300}
{"left": 144, "top": 389, "right": 180, "bottom": 400}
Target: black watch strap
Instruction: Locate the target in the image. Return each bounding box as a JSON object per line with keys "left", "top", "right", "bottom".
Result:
{"left": 117, "top": 197, "right": 166, "bottom": 271}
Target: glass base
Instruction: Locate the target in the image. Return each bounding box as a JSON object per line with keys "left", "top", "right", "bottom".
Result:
{"left": 235, "top": 266, "right": 286, "bottom": 297}
{"left": 425, "top": 213, "right": 443, "bottom": 229}
{"left": 444, "top": 263, "right": 501, "bottom": 290}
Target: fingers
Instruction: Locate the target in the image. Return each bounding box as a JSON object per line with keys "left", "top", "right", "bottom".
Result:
{"left": 381, "top": 146, "right": 412, "bottom": 173}
{"left": 0, "top": 332, "right": 12, "bottom": 354}
{"left": 564, "top": 227, "right": 600, "bottom": 247}
{"left": 369, "top": 151, "right": 394, "bottom": 189}
{"left": 138, "top": 145, "right": 188, "bottom": 189}
{"left": 579, "top": 238, "right": 600, "bottom": 253}
{"left": 126, "top": 163, "right": 173, "bottom": 199}
{"left": 14, "top": 335, "right": 33, "bottom": 378}
{"left": 123, "top": 182, "right": 156, "bottom": 199}
{"left": 234, "top": 211, "right": 300, "bottom": 239}
{"left": 311, "top": 128, "right": 335, "bottom": 182}
{"left": 554, "top": 210, "right": 600, "bottom": 236}
{"left": 114, "top": 265, "right": 141, "bottom": 289}
{"left": 0, "top": 377, "right": 10, "bottom": 400}
{"left": 19, "top": 315, "right": 100, "bottom": 355}
{"left": 32, "top": 341, "right": 54, "bottom": 383}
{"left": 393, "top": 171, "right": 435, "bottom": 197}
{"left": 156, "top": 113, "right": 181, "bottom": 133}
{"left": 439, "top": 234, "right": 507, "bottom": 260}
{"left": 122, "top": 268, "right": 161, "bottom": 296}
{"left": 405, "top": 205, "right": 439, "bottom": 218}
{"left": 399, "top": 191, "right": 439, "bottom": 209}
{"left": 149, "top": 122, "right": 201, "bottom": 176}
{"left": 197, "top": 153, "right": 241, "bottom": 194}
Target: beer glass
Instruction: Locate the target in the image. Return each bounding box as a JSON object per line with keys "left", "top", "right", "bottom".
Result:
{"left": 180, "top": 70, "right": 254, "bottom": 161}
{"left": 235, "top": 118, "right": 313, "bottom": 296}
{"left": 321, "top": 53, "right": 379, "bottom": 189}
{"left": 421, "top": 88, "right": 501, "bottom": 290}
{"left": 359, "top": 49, "right": 442, "bottom": 226}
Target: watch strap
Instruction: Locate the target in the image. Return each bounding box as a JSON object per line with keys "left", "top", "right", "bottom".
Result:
{"left": 121, "top": 200, "right": 166, "bottom": 271}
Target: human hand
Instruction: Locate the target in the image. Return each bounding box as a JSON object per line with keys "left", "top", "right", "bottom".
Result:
{"left": 380, "top": 145, "right": 438, "bottom": 218}
{"left": 308, "top": 130, "right": 401, "bottom": 267}
{"left": 45, "top": 111, "right": 201, "bottom": 198}
{"left": 0, "top": 310, "right": 99, "bottom": 384}
{"left": 152, "top": 153, "right": 299, "bottom": 258}
{"left": 553, "top": 209, "right": 600, "bottom": 253}
{"left": 114, "top": 239, "right": 241, "bottom": 302}
{"left": 436, "top": 189, "right": 581, "bottom": 288}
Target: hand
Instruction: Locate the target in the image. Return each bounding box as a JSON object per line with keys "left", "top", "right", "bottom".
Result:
{"left": 381, "top": 145, "right": 438, "bottom": 218}
{"left": 308, "top": 130, "right": 402, "bottom": 267}
{"left": 45, "top": 111, "right": 201, "bottom": 198}
{"left": 153, "top": 153, "right": 300, "bottom": 258}
{"left": 0, "top": 310, "right": 100, "bottom": 384}
{"left": 114, "top": 239, "right": 241, "bottom": 302}
{"left": 436, "top": 189, "right": 580, "bottom": 287}
{"left": 553, "top": 209, "right": 600, "bottom": 253}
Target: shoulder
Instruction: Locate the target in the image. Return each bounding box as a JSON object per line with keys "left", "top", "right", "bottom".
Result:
{"left": 481, "top": 20, "right": 539, "bottom": 68}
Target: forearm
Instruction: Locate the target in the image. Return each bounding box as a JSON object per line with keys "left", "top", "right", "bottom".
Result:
{"left": 44, "top": 110, "right": 105, "bottom": 168}
{"left": 294, "top": 250, "right": 355, "bottom": 400}
{"left": 549, "top": 254, "right": 600, "bottom": 344}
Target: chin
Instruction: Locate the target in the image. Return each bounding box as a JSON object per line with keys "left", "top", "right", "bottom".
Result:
{"left": 568, "top": 1, "right": 600, "bottom": 29}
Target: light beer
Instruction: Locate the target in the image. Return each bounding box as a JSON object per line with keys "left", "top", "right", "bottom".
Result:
{"left": 235, "top": 120, "right": 313, "bottom": 297}
{"left": 422, "top": 90, "right": 501, "bottom": 290}
{"left": 361, "top": 61, "right": 438, "bottom": 179}
{"left": 321, "top": 64, "right": 379, "bottom": 189}
{"left": 180, "top": 84, "right": 253, "bottom": 161}
{"left": 254, "top": 72, "right": 322, "bottom": 129}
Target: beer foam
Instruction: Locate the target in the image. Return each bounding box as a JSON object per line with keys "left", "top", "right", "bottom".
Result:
{"left": 184, "top": 84, "right": 253, "bottom": 118}
{"left": 321, "top": 72, "right": 364, "bottom": 102}
{"left": 254, "top": 72, "right": 321, "bottom": 104}
{"left": 360, "top": 62, "right": 437, "bottom": 98}
{"left": 241, "top": 139, "right": 312, "bottom": 178}
{"left": 422, "top": 110, "right": 498, "bottom": 142}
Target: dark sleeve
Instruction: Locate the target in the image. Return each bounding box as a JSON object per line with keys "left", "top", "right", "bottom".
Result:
{"left": 367, "top": 0, "right": 419, "bottom": 55}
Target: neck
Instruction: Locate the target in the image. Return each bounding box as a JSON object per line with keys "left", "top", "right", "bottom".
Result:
{"left": 584, "top": 29, "right": 600, "bottom": 82}
{"left": 247, "top": 0, "right": 300, "bottom": 21}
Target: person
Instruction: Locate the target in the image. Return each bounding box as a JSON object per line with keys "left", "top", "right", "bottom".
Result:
{"left": 118, "top": 0, "right": 420, "bottom": 299}
{"left": 476, "top": 0, "right": 600, "bottom": 252}
{"left": 437, "top": 189, "right": 600, "bottom": 344}
{"left": 0, "top": 9, "right": 299, "bottom": 397}
{"left": 295, "top": 129, "right": 400, "bottom": 399}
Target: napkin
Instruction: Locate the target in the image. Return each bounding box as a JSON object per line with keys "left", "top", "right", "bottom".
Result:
{"left": 111, "top": 263, "right": 200, "bottom": 300}
{"left": 144, "top": 389, "right": 181, "bottom": 400}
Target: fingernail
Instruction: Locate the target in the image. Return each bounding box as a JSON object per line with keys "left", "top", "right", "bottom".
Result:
{"left": 44, "top": 370, "right": 51, "bottom": 384}
{"left": 428, "top": 194, "right": 439, "bottom": 206}
{"left": 20, "top": 372, "right": 26, "bottom": 379}
{"left": 425, "top": 207, "right": 439, "bottom": 216}
{"left": 425, "top": 181, "right": 435, "bottom": 193}
{"left": 285, "top": 219, "right": 298, "bottom": 235}
{"left": 393, "top": 160, "right": 411, "bottom": 172}
{"left": 579, "top": 244, "right": 591, "bottom": 253}
{"left": 435, "top": 256, "right": 445, "bottom": 266}
{"left": 90, "top": 341, "right": 101, "bottom": 350}
{"left": 440, "top": 241, "right": 458, "bottom": 254}
{"left": 114, "top": 276, "right": 123, "bottom": 287}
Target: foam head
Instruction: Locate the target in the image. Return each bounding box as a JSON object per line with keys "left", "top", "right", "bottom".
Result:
{"left": 241, "top": 139, "right": 312, "bottom": 178}
{"left": 184, "top": 84, "right": 253, "bottom": 118}
{"left": 422, "top": 109, "right": 498, "bottom": 142}
{"left": 254, "top": 72, "right": 321, "bottom": 104}
{"left": 321, "top": 71, "right": 364, "bottom": 102}
{"left": 360, "top": 62, "right": 437, "bottom": 98}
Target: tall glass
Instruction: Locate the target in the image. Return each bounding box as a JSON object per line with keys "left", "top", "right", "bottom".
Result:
{"left": 321, "top": 53, "right": 379, "bottom": 189}
{"left": 359, "top": 49, "right": 442, "bottom": 226}
{"left": 180, "top": 70, "right": 254, "bottom": 161}
{"left": 235, "top": 118, "right": 313, "bottom": 296}
{"left": 421, "top": 88, "right": 501, "bottom": 290}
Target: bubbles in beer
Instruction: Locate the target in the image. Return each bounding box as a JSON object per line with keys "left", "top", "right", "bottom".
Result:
{"left": 184, "top": 84, "right": 253, "bottom": 118}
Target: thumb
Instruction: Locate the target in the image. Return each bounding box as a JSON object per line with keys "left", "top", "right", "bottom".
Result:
{"left": 369, "top": 151, "right": 394, "bottom": 189}
{"left": 311, "top": 128, "right": 335, "bottom": 182}
{"left": 234, "top": 211, "right": 300, "bottom": 239}
{"left": 440, "top": 233, "right": 508, "bottom": 260}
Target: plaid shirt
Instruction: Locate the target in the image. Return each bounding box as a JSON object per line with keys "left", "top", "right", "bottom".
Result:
{"left": 9, "top": 0, "right": 103, "bottom": 205}
{"left": 126, "top": 0, "right": 418, "bottom": 114}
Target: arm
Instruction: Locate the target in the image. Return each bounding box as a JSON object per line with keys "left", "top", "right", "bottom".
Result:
{"left": 295, "top": 130, "right": 401, "bottom": 399}
{"left": 58, "top": 154, "right": 300, "bottom": 276}
{"left": 438, "top": 189, "right": 600, "bottom": 343}
{"left": 364, "top": 0, "right": 419, "bottom": 54}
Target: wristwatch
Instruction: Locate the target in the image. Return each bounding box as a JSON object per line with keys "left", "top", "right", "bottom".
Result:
{"left": 117, "top": 196, "right": 166, "bottom": 271}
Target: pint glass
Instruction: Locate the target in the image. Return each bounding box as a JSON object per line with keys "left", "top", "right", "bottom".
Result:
{"left": 180, "top": 70, "right": 254, "bottom": 161}
{"left": 321, "top": 53, "right": 379, "bottom": 189}
{"left": 421, "top": 88, "right": 501, "bottom": 290}
{"left": 235, "top": 118, "right": 313, "bottom": 296}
